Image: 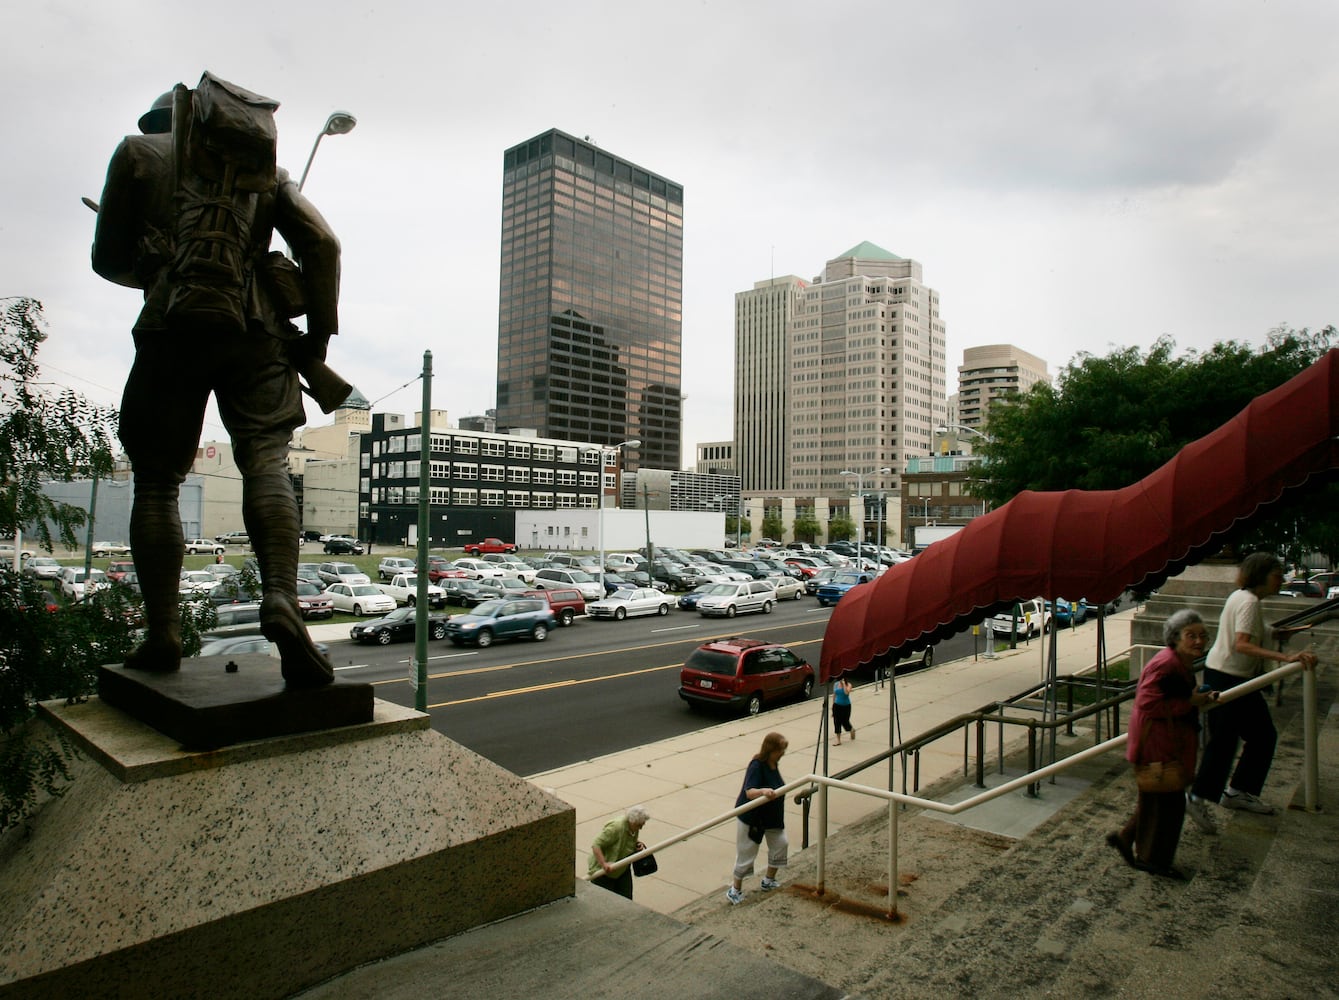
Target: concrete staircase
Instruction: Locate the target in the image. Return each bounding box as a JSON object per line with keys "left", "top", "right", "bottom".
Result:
{"left": 673, "top": 666, "right": 1339, "bottom": 999}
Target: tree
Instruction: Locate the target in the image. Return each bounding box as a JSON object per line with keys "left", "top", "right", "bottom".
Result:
{"left": 978, "top": 329, "right": 1334, "bottom": 502}
{"left": 725, "top": 515, "right": 752, "bottom": 541}
{"left": 1, "top": 298, "right": 118, "bottom": 549}
{"left": 976, "top": 328, "right": 1338, "bottom": 556}
{"left": 828, "top": 515, "right": 856, "bottom": 542}
{"left": 0, "top": 297, "right": 120, "bottom": 831}
{"left": 761, "top": 514, "right": 785, "bottom": 541}
{"left": 792, "top": 513, "right": 821, "bottom": 543}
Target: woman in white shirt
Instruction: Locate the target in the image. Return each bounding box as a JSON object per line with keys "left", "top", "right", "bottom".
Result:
{"left": 1185, "top": 553, "right": 1317, "bottom": 834}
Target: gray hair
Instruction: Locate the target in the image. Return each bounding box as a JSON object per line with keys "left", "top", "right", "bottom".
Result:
{"left": 1162, "top": 609, "right": 1204, "bottom": 647}
{"left": 626, "top": 805, "right": 650, "bottom": 826}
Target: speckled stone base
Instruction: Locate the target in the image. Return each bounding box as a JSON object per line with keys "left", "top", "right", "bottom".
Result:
{"left": 0, "top": 698, "right": 575, "bottom": 999}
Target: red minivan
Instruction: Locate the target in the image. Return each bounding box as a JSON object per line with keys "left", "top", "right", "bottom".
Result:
{"left": 678, "top": 638, "right": 815, "bottom": 716}
{"left": 521, "top": 587, "right": 586, "bottom": 627}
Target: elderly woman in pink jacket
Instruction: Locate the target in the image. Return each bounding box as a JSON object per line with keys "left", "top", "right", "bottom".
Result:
{"left": 1108, "top": 609, "right": 1219, "bottom": 880}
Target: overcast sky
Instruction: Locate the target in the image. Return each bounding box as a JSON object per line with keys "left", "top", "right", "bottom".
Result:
{"left": 6, "top": 0, "right": 1337, "bottom": 464}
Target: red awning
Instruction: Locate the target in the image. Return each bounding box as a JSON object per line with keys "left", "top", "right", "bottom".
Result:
{"left": 820, "top": 349, "right": 1339, "bottom": 682}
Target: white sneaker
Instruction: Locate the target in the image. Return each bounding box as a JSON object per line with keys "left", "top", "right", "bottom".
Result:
{"left": 760, "top": 876, "right": 780, "bottom": 891}
{"left": 1222, "top": 789, "right": 1276, "bottom": 815}
{"left": 726, "top": 886, "right": 745, "bottom": 905}
{"left": 1185, "top": 793, "right": 1218, "bottom": 834}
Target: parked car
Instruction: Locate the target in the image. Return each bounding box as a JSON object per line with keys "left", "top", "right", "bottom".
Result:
{"left": 444, "top": 598, "right": 556, "bottom": 647}
{"left": 297, "top": 562, "right": 324, "bottom": 584}
{"left": 521, "top": 587, "right": 586, "bottom": 627}
{"left": 178, "top": 570, "right": 218, "bottom": 595}
{"left": 762, "top": 576, "right": 805, "bottom": 601}
{"left": 453, "top": 558, "right": 507, "bottom": 581}
{"left": 350, "top": 606, "right": 449, "bottom": 644}
{"left": 678, "top": 638, "right": 815, "bottom": 716}
{"left": 377, "top": 573, "right": 447, "bottom": 608}
{"left": 324, "top": 582, "right": 397, "bottom": 616}
{"left": 324, "top": 537, "right": 364, "bottom": 555}
{"left": 463, "top": 537, "right": 518, "bottom": 556}
{"left": 185, "top": 537, "right": 226, "bottom": 556}
{"left": 805, "top": 567, "right": 839, "bottom": 595}
{"left": 782, "top": 556, "right": 825, "bottom": 577}
{"left": 533, "top": 567, "right": 603, "bottom": 602}
{"left": 586, "top": 587, "right": 672, "bottom": 620}
{"left": 211, "top": 601, "right": 263, "bottom": 629}
{"left": 985, "top": 598, "right": 1051, "bottom": 638}
{"left": 598, "top": 572, "right": 638, "bottom": 596}
{"left": 695, "top": 580, "right": 777, "bottom": 618}
{"left": 214, "top": 531, "right": 250, "bottom": 547}
{"left": 318, "top": 561, "right": 370, "bottom": 586}
{"left": 22, "top": 556, "right": 63, "bottom": 581}
{"left": 377, "top": 557, "right": 416, "bottom": 580}
{"left": 195, "top": 634, "right": 330, "bottom": 659}
{"left": 209, "top": 577, "right": 263, "bottom": 604}
{"left": 676, "top": 583, "right": 718, "bottom": 611}
{"left": 495, "top": 559, "right": 538, "bottom": 583}
{"left": 427, "top": 555, "right": 468, "bottom": 582}
{"left": 1048, "top": 598, "right": 1091, "bottom": 626}
{"left": 296, "top": 580, "right": 335, "bottom": 619}
{"left": 203, "top": 562, "right": 238, "bottom": 581}
{"left": 442, "top": 578, "right": 501, "bottom": 607}
{"left": 1279, "top": 578, "right": 1325, "bottom": 598}
{"left": 815, "top": 571, "right": 874, "bottom": 607}
{"left": 58, "top": 566, "right": 107, "bottom": 600}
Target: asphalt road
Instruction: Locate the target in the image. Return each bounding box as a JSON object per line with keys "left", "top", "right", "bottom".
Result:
{"left": 323, "top": 599, "right": 993, "bottom": 775}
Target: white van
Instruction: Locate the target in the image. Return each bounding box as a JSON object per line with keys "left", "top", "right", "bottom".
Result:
{"left": 603, "top": 553, "right": 642, "bottom": 571}
{"left": 696, "top": 580, "right": 776, "bottom": 618}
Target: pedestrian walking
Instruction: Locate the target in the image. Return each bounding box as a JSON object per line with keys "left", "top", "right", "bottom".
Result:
{"left": 1186, "top": 552, "right": 1318, "bottom": 833}
{"left": 727, "top": 732, "right": 788, "bottom": 905}
{"left": 832, "top": 677, "right": 855, "bottom": 744}
{"left": 588, "top": 805, "right": 650, "bottom": 900}
{"left": 1107, "top": 609, "right": 1218, "bottom": 879}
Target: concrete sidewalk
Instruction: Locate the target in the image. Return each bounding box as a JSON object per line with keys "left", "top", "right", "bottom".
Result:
{"left": 527, "top": 610, "right": 1138, "bottom": 915}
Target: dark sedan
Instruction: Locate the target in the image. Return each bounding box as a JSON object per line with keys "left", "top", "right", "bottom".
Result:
{"left": 349, "top": 606, "right": 449, "bottom": 644}
{"left": 677, "top": 583, "right": 718, "bottom": 611}
{"left": 442, "top": 578, "right": 502, "bottom": 606}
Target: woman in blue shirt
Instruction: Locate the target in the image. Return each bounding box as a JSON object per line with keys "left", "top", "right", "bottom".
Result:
{"left": 727, "top": 732, "right": 788, "bottom": 905}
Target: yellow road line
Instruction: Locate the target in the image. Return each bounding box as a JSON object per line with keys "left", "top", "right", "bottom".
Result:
{"left": 369, "top": 624, "right": 822, "bottom": 689}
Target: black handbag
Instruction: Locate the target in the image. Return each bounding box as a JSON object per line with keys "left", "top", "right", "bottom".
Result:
{"left": 631, "top": 842, "right": 658, "bottom": 877}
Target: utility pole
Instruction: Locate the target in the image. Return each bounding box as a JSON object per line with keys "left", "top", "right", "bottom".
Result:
{"left": 413, "top": 351, "right": 431, "bottom": 712}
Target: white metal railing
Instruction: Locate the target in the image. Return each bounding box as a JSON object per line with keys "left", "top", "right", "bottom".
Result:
{"left": 600, "top": 660, "right": 1319, "bottom": 917}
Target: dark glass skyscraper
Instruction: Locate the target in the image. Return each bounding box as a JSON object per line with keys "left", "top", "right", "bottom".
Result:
{"left": 495, "top": 129, "right": 684, "bottom": 471}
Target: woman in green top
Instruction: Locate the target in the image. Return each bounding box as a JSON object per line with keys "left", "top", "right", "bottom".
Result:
{"left": 589, "top": 805, "right": 650, "bottom": 899}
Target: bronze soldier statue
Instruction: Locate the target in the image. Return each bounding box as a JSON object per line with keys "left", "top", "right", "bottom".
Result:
{"left": 92, "top": 73, "right": 345, "bottom": 686}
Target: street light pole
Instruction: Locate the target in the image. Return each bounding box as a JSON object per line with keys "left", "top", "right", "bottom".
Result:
{"left": 298, "top": 111, "right": 357, "bottom": 192}
{"left": 598, "top": 439, "right": 639, "bottom": 595}
{"left": 840, "top": 467, "right": 891, "bottom": 560}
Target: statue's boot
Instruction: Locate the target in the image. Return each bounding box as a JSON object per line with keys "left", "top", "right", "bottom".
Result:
{"left": 124, "top": 482, "right": 184, "bottom": 672}
{"left": 261, "top": 592, "right": 334, "bottom": 687}
{"left": 247, "top": 476, "right": 334, "bottom": 687}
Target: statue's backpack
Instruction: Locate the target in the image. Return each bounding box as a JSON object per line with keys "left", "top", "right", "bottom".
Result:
{"left": 164, "top": 72, "right": 280, "bottom": 336}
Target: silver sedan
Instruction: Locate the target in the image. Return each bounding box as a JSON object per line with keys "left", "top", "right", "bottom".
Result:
{"left": 586, "top": 587, "right": 672, "bottom": 620}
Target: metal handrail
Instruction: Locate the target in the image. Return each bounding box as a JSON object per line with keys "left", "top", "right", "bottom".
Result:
{"left": 601, "top": 660, "right": 1318, "bottom": 920}
{"left": 794, "top": 651, "right": 1140, "bottom": 848}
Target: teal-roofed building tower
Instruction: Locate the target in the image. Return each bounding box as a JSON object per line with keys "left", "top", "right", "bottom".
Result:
{"left": 733, "top": 242, "right": 947, "bottom": 500}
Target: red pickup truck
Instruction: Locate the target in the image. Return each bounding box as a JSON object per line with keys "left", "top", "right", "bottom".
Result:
{"left": 463, "top": 537, "right": 518, "bottom": 555}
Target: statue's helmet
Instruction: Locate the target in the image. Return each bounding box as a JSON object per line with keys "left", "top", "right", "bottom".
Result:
{"left": 138, "top": 91, "right": 174, "bottom": 134}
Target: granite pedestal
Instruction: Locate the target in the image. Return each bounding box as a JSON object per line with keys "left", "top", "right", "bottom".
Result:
{"left": 0, "top": 697, "right": 575, "bottom": 999}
